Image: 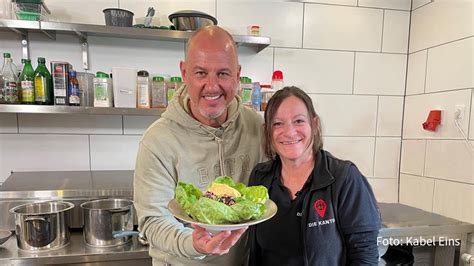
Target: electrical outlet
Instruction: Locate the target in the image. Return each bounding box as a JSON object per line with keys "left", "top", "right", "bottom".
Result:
{"left": 454, "top": 105, "right": 465, "bottom": 120}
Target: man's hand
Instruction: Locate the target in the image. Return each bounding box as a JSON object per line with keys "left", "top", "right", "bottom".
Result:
{"left": 191, "top": 224, "right": 247, "bottom": 255}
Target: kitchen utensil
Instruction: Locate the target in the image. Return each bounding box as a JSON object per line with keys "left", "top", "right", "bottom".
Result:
{"left": 103, "top": 8, "right": 134, "bottom": 27}
{"left": 10, "top": 201, "right": 74, "bottom": 251}
{"left": 168, "top": 10, "right": 217, "bottom": 31}
{"left": 144, "top": 7, "right": 155, "bottom": 27}
{"left": 0, "top": 230, "right": 12, "bottom": 245}
{"left": 81, "top": 198, "right": 135, "bottom": 247}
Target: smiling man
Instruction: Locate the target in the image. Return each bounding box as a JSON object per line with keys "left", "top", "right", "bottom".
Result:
{"left": 134, "top": 26, "right": 265, "bottom": 266}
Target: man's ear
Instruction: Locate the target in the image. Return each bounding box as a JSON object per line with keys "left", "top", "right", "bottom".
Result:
{"left": 179, "top": 61, "right": 186, "bottom": 80}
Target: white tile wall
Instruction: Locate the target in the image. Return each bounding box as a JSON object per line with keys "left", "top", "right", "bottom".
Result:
{"left": 29, "top": 33, "right": 84, "bottom": 72}
{"left": 399, "top": 174, "right": 434, "bottom": 212}
{"left": 238, "top": 47, "right": 273, "bottom": 85}
{"left": 123, "top": 115, "right": 159, "bottom": 135}
{"left": 412, "top": 0, "right": 431, "bottom": 10}
{"left": 0, "top": 32, "right": 23, "bottom": 67}
{"left": 358, "top": 0, "right": 411, "bottom": 10}
{"left": 406, "top": 50, "right": 427, "bottom": 95}
{"left": 90, "top": 135, "right": 141, "bottom": 170}
{"left": 403, "top": 90, "right": 472, "bottom": 139}
{"left": 120, "top": 0, "right": 216, "bottom": 28}
{"left": 0, "top": 134, "right": 90, "bottom": 182}
{"left": 377, "top": 96, "right": 404, "bottom": 136}
{"left": 367, "top": 178, "right": 398, "bottom": 203}
{"left": 354, "top": 53, "right": 407, "bottom": 95}
{"left": 470, "top": 91, "right": 474, "bottom": 140}
{"left": 18, "top": 114, "right": 122, "bottom": 134}
{"left": 303, "top": 4, "right": 383, "bottom": 52}
{"left": 311, "top": 94, "right": 377, "bottom": 136}
{"left": 324, "top": 137, "right": 375, "bottom": 177}
{"left": 274, "top": 48, "right": 354, "bottom": 94}
{"left": 400, "top": 139, "right": 426, "bottom": 176}
{"left": 425, "top": 140, "right": 474, "bottom": 184}
{"left": 305, "top": 0, "right": 357, "bottom": 6}
{"left": 46, "top": 0, "right": 119, "bottom": 25}
{"left": 409, "top": 0, "right": 474, "bottom": 52}
{"left": 0, "top": 114, "right": 17, "bottom": 133}
{"left": 217, "top": 1, "right": 304, "bottom": 48}
{"left": 426, "top": 37, "right": 474, "bottom": 93}
{"left": 382, "top": 10, "right": 410, "bottom": 53}
{"left": 433, "top": 179, "right": 474, "bottom": 223}
{"left": 88, "top": 37, "right": 184, "bottom": 76}
{"left": 374, "top": 137, "right": 401, "bottom": 179}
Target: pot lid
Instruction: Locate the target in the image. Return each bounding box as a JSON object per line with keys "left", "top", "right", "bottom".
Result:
{"left": 168, "top": 10, "right": 217, "bottom": 25}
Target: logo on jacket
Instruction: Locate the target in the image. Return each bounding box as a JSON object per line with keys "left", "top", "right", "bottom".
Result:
{"left": 314, "top": 199, "right": 327, "bottom": 218}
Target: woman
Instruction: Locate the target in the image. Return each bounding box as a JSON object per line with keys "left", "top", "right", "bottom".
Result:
{"left": 249, "top": 86, "right": 381, "bottom": 265}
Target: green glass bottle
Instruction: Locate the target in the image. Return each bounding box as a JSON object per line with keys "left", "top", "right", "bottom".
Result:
{"left": 34, "top": 57, "right": 53, "bottom": 105}
{"left": 20, "top": 59, "right": 35, "bottom": 104}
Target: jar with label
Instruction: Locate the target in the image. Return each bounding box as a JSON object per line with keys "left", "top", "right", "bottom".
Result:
{"left": 2, "top": 53, "right": 19, "bottom": 104}
{"left": 151, "top": 76, "right": 167, "bottom": 108}
{"left": 19, "top": 58, "right": 35, "bottom": 104}
{"left": 167, "top": 76, "right": 182, "bottom": 103}
{"left": 137, "top": 70, "right": 151, "bottom": 108}
{"left": 260, "top": 84, "right": 274, "bottom": 112}
{"left": 93, "top": 71, "right": 113, "bottom": 107}
{"left": 68, "top": 70, "right": 80, "bottom": 106}
{"left": 240, "top": 76, "right": 252, "bottom": 107}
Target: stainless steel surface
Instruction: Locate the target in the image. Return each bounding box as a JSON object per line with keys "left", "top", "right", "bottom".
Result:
{"left": 169, "top": 10, "right": 217, "bottom": 31}
{"left": 0, "top": 171, "right": 135, "bottom": 231}
{"left": 0, "top": 104, "right": 164, "bottom": 115}
{"left": 81, "top": 199, "right": 134, "bottom": 247}
{"left": 0, "top": 230, "right": 151, "bottom": 265}
{"left": 0, "top": 230, "right": 12, "bottom": 245}
{"left": 10, "top": 201, "right": 74, "bottom": 251}
{"left": 0, "top": 19, "right": 270, "bottom": 52}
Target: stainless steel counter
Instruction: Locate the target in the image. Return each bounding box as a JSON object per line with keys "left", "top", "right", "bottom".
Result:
{"left": 0, "top": 231, "right": 151, "bottom": 265}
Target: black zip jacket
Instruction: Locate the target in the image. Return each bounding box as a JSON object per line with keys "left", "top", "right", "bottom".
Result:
{"left": 248, "top": 150, "right": 381, "bottom": 265}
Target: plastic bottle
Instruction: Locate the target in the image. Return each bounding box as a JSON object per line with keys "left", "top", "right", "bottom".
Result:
{"left": 34, "top": 57, "right": 53, "bottom": 105}
{"left": 240, "top": 76, "right": 253, "bottom": 107}
{"left": 2, "top": 54, "right": 19, "bottom": 104}
{"left": 137, "top": 70, "right": 151, "bottom": 108}
{"left": 151, "top": 76, "right": 167, "bottom": 108}
{"left": 260, "top": 84, "right": 274, "bottom": 112}
{"left": 93, "top": 71, "right": 113, "bottom": 107}
{"left": 251, "top": 82, "right": 261, "bottom": 111}
{"left": 68, "top": 70, "right": 80, "bottom": 106}
{"left": 19, "top": 58, "right": 35, "bottom": 104}
{"left": 167, "top": 76, "right": 182, "bottom": 103}
{"left": 271, "top": 70, "right": 284, "bottom": 91}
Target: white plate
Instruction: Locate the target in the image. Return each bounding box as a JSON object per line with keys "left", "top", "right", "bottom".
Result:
{"left": 168, "top": 199, "right": 277, "bottom": 231}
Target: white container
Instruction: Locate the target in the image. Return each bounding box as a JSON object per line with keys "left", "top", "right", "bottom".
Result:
{"left": 112, "top": 67, "right": 137, "bottom": 108}
{"left": 93, "top": 72, "right": 113, "bottom": 107}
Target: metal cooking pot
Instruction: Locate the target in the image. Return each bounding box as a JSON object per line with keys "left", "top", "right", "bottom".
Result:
{"left": 81, "top": 198, "right": 136, "bottom": 247}
{"left": 168, "top": 10, "right": 217, "bottom": 31}
{"left": 9, "top": 201, "right": 74, "bottom": 251}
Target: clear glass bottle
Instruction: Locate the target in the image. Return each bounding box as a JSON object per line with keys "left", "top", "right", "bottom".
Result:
{"left": 137, "top": 70, "right": 151, "bottom": 108}
{"left": 34, "top": 57, "right": 53, "bottom": 105}
{"left": 19, "top": 58, "right": 35, "bottom": 104}
{"left": 2, "top": 54, "right": 19, "bottom": 104}
{"left": 151, "top": 76, "right": 167, "bottom": 108}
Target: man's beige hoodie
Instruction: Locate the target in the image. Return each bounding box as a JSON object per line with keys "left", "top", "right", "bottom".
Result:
{"left": 134, "top": 85, "right": 264, "bottom": 265}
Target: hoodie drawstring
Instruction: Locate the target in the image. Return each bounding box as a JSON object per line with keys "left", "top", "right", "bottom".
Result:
{"left": 216, "top": 137, "right": 225, "bottom": 176}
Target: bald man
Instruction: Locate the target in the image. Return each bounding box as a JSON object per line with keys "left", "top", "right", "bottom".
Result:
{"left": 134, "top": 26, "right": 265, "bottom": 265}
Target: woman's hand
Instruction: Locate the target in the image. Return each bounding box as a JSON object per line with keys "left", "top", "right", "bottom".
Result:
{"left": 192, "top": 224, "right": 247, "bottom": 255}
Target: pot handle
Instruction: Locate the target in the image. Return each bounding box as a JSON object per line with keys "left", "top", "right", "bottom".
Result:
{"left": 112, "top": 230, "right": 139, "bottom": 238}
{"left": 109, "top": 208, "right": 131, "bottom": 214}
{"left": 24, "top": 216, "right": 48, "bottom": 223}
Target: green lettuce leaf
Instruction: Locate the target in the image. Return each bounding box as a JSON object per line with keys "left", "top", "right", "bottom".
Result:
{"left": 188, "top": 197, "right": 240, "bottom": 224}
{"left": 176, "top": 181, "right": 202, "bottom": 213}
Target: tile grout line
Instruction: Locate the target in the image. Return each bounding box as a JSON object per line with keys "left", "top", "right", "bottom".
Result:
{"left": 423, "top": 49, "right": 429, "bottom": 93}
{"left": 431, "top": 179, "right": 435, "bottom": 212}
{"left": 372, "top": 96, "right": 380, "bottom": 178}
{"left": 380, "top": 10, "right": 385, "bottom": 53}
{"left": 399, "top": 172, "right": 474, "bottom": 186}
{"left": 409, "top": 35, "right": 473, "bottom": 54}
{"left": 352, "top": 52, "right": 356, "bottom": 94}
{"left": 301, "top": 3, "right": 305, "bottom": 49}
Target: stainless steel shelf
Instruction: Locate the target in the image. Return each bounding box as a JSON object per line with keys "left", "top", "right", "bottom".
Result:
{"left": 0, "top": 104, "right": 165, "bottom": 116}
{"left": 0, "top": 19, "right": 271, "bottom": 52}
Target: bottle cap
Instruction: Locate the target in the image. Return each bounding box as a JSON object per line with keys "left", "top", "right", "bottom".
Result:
{"left": 137, "top": 70, "right": 149, "bottom": 77}
{"left": 272, "top": 70, "right": 283, "bottom": 80}
{"left": 153, "top": 76, "right": 164, "bottom": 81}
{"left": 38, "top": 57, "right": 46, "bottom": 64}
{"left": 96, "top": 71, "right": 109, "bottom": 78}
{"left": 171, "top": 76, "right": 182, "bottom": 82}
{"left": 3, "top": 53, "right": 11, "bottom": 58}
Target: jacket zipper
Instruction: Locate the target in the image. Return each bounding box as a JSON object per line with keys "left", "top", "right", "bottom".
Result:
{"left": 301, "top": 192, "right": 310, "bottom": 266}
